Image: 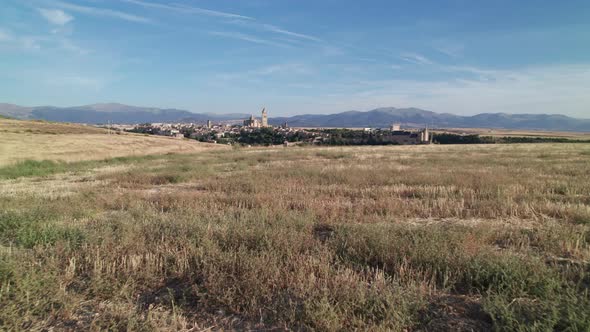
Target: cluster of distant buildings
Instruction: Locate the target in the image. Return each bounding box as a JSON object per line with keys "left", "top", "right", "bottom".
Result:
{"left": 116, "top": 108, "right": 432, "bottom": 145}
{"left": 386, "top": 123, "right": 431, "bottom": 145}
{"left": 124, "top": 108, "right": 296, "bottom": 144}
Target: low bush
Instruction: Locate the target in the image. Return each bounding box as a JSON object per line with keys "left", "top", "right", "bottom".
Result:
{"left": 0, "top": 160, "right": 66, "bottom": 179}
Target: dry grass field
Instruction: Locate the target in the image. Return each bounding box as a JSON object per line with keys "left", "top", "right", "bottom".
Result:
{"left": 0, "top": 119, "right": 226, "bottom": 166}
{"left": 0, "top": 128, "right": 589, "bottom": 330}
{"left": 438, "top": 127, "right": 590, "bottom": 139}
{"left": 301, "top": 126, "right": 590, "bottom": 140}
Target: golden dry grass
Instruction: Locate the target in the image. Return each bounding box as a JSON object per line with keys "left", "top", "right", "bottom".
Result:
{"left": 0, "top": 118, "right": 108, "bottom": 135}
{"left": 0, "top": 119, "right": 228, "bottom": 166}
{"left": 1, "top": 134, "right": 589, "bottom": 330}
{"left": 438, "top": 127, "right": 590, "bottom": 139}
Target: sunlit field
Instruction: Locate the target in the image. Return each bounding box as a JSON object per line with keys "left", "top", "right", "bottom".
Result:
{"left": 1, "top": 142, "right": 589, "bottom": 330}
{"left": 0, "top": 118, "right": 226, "bottom": 166}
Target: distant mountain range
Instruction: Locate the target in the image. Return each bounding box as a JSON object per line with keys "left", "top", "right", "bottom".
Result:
{"left": 0, "top": 103, "right": 249, "bottom": 124}
{"left": 270, "top": 107, "right": 590, "bottom": 132}
{"left": 1, "top": 103, "right": 589, "bottom": 132}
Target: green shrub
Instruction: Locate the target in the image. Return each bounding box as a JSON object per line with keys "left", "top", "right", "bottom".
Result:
{"left": 15, "top": 224, "right": 85, "bottom": 249}
{"left": 484, "top": 288, "right": 590, "bottom": 331}
{"left": 0, "top": 211, "right": 85, "bottom": 248}
{"left": 463, "top": 253, "right": 560, "bottom": 298}
{"left": 0, "top": 160, "right": 66, "bottom": 179}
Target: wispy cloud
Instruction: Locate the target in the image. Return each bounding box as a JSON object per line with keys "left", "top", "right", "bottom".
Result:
{"left": 20, "top": 36, "right": 42, "bottom": 50}
{"left": 172, "top": 3, "right": 253, "bottom": 20}
{"left": 212, "top": 63, "right": 312, "bottom": 85}
{"left": 433, "top": 41, "right": 464, "bottom": 58}
{"left": 320, "top": 45, "right": 345, "bottom": 57}
{"left": 53, "top": 1, "right": 151, "bottom": 23}
{"left": 441, "top": 65, "right": 500, "bottom": 78}
{"left": 254, "top": 63, "right": 312, "bottom": 76}
{"left": 121, "top": 0, "right": 253, "bottom": 20}
{"left": 261, "top": 24, "right": 321, "bottom": 42}
{"left": 37, "top": 8, "right": 73, "bottom": 26}
{"left": 208, "top": 31, "right": 291, "bottom": 48}
{"left": 0, "top": 29, "right": 13, "bottom": 42}
{"left": 47, "top": 75, "right": 105, "bottom": 90}
{"left": 122, "top": 0, "right": 322, "bottom": 45}
{"left": 400, "top": 52, "right": 433, "bottom": 65}
{"left": 307, "top": 64, "right": 590, "bottom": 117}
{"left": 58, "top": 38, "right": 89, "bottom": 55}
{"left": 0, "top": 27, "right": 88, "bottom": 54}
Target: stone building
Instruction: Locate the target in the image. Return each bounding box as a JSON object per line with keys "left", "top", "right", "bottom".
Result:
{"left": 420, "top": 127, "right": 430, "bottom": 142}
{"left": 243, "top": 108, "right": 272, "bottom": 128}
{"left": 386, "top": 127, "right": 431, "bottom": 145}
{"left": 243, "top": 114, "right": 261, "bottom": 128}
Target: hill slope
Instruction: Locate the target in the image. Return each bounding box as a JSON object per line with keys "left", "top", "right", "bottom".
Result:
{"left": 0, "top": 118, "right": 226, "bottom": 166}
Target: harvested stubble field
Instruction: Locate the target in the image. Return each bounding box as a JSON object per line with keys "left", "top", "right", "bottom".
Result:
{"left": 439, "top": 127, "right": 590, "bottom": 139}
{"left": 0, "top": 118, "right": 226, "bottom": 166}
{"left": 1, "top": 141, "right": 590, "bottom": 331}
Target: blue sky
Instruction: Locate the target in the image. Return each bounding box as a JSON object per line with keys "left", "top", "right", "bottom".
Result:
{"left": 1, "top": 0, "right": 589, "bottom": 117}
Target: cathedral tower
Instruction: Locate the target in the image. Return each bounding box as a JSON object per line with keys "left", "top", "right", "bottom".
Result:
{"left": 261, "top": 108, "right": 268, "bottom": 127}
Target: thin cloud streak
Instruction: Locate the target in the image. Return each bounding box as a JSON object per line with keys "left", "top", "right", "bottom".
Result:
{"left": 122, "top": 0, "right": 321, "bottom": 44}
{"left": 53, "top": 1, "right": 151, "bottom": 23}
{"left": 208, "top": 31, "right": 291, "bottom": 48}
{"left": 173, "top": 3, "right": 253, "bottom": 20}
{"left": 261, "top": 24, "right": 321, "bottom": 42}
{"left": 211, "top": 63, "right": 312, "bottom": 85}
{"left": 400, "top": 52, "right": 433, "bottom": 65}
{"left": 433, "top": 40, "right": 464, "bottom": 58}
{"left": 121, "top": 0, "right": 253, "bottom": 20}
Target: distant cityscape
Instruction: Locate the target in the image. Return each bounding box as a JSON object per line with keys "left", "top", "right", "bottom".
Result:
{"left": 2, "top": 103, "right": 590, "bottom": 132}
{"left": 110, "top": 108, "right": 433, "bottom": 146}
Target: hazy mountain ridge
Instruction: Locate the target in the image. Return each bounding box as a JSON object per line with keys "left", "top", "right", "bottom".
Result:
{"left": 270, "top": 107, "right": 590, "bottom": 132}
{"left": 1, "top": 103, "right": 589, "bottom": 131}
{"left": 0, "top": 103, "right": 249, "bottom": 124}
